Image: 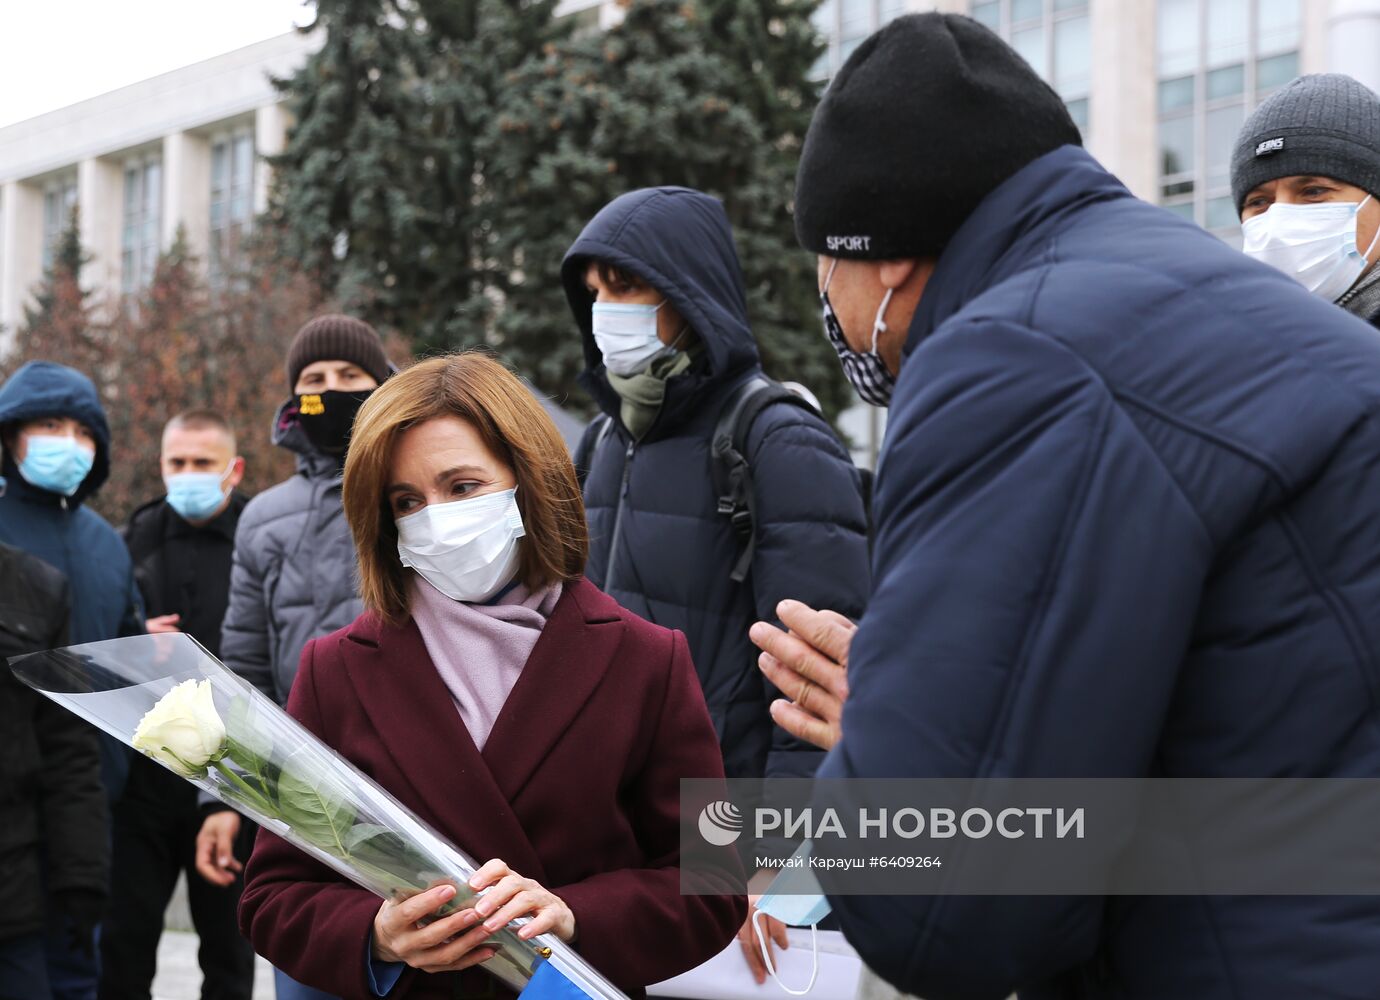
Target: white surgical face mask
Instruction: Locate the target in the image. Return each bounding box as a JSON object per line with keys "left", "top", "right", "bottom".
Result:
{"left": 592, "top": 301, "right": 677, "bottom": 376}
{"left": 395, "top": 488, "right": 525, "bottom": 603}
{"left": 1242, "top": 195, "right": 1380, "bottom": 303}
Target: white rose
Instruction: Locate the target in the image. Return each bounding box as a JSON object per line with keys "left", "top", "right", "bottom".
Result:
{"left": 132, "top": 679, "right": 227, "bottom": 776}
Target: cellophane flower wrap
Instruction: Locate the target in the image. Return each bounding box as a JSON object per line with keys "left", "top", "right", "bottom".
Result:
{"left": 8, "top": 632, "right": 627, "bottom": 999}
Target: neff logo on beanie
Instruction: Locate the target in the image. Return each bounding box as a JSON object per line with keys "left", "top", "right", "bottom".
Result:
{"left": 826, "top": 235, "right": 872, "bottom": 252}
{"left": 1256, "top": 137, "right": 1286, "bottom": 156}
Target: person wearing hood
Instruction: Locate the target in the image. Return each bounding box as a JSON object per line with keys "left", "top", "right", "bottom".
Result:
{"left": 562, "top": 186, "right": 870, "bottom": 981}
{"left": 745, "top": 13, "right": 1380, "bottom": 1000}
{"left": 196, "top": 314, "right": 391, "bottom": 1000}
{"left": 1232, "top": 73, "right": 1380, "bottom": 328}
{"left": 0, "top": 361, "right": 143, "bottom": 1000}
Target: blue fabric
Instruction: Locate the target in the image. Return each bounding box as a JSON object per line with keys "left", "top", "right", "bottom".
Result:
{"left": 0, "top": 931, "right": 51, "bottom": 1000}
{"left": 43, "top": 921, "right": 94, "bottom": 1000}
{"left": 0, "top": 362, "right": 143, "bottom": 647}
{"left": 273, "top": 965, "right": 338, "bottom": 1000}
{"left": 815, "top": 144, "right": 1380, "bottom": 999}
{"left": 364, "top": 937, "right": 403, "bottom": 998}
{"left": 563, "top": 187, "right": 871, "bottom": 792}
{"left": 518, "top": 959, "right": 590, "bottom": 1000}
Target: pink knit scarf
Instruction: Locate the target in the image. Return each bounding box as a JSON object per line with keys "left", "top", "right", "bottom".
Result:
{"left": 408, "top": 574, "right": 562, "bottom": 751}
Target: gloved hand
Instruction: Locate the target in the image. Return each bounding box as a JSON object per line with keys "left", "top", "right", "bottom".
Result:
{"left": 52, "top": 889, "right": 106, "bottom": 959}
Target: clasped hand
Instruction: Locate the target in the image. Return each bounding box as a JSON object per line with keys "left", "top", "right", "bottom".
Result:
{"left": 371, "top": 859, "right": 575, "bottom": 974}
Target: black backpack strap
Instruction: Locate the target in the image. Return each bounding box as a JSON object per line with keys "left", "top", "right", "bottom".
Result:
{"left": 574, "top": 414, "right": 615, "bottom": 490}
{"left": 711, "top": 376, "right": 817, "bottom": 584}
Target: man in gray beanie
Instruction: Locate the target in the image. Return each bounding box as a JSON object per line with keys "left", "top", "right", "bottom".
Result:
{"left": 1233, "top": 73, "right": 1380, "bottom": 327}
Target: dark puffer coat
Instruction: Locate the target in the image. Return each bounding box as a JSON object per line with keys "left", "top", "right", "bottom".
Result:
{"left": 820, "top": 144, "right": 1380, "bottom": 1000}
{"left": 564, "top": 187, "right": 870, "bottom": 785}
{"left": 0, "top": 542, "right": 107, "bottom": 941}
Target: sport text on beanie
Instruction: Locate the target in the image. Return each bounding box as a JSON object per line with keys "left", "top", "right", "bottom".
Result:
{"left": 794, "top": 12, "right": 1082, "bottom": 261}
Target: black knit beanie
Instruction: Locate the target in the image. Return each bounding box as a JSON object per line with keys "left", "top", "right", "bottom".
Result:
{"left": 285, "top": 314, "right": 391, "bottom": 387}
{"left": 795, "top": 13, "right": 1082, "bottom": 261}
{"left": 1231, "top": 74, "right": 1380, "bottom": 213}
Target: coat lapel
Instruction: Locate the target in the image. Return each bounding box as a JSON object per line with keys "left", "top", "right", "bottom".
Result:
{"left": 339, "top": 614, "right": 548, "bottom": 881}
{"left": 481, "top": 579, "right": 627, "bottom": 803}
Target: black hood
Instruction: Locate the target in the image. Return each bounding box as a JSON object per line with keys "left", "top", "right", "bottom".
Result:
{"left": 0, "top": 361, "right": 112, "bottom": 506}
{"left": 562, "top": 186, "right": 761, "bottom": 436}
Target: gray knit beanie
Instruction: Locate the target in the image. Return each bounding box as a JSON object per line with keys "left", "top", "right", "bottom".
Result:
{"left": 1232, "top": 74, "right": 1380, "bottom": 214}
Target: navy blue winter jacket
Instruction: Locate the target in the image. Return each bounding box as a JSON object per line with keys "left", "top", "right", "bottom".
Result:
{"left": 0, "top": 362, "right": 143, "bottom": 646}
{"left": 563, "top": 187, "right": 870, "bottom": 785}
{"left": 819, "top": 146, "right": 1380, "bottom": 999}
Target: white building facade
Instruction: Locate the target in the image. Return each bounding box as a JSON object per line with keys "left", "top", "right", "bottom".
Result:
{"left": 0, "top": 31, "right": 319, "bottom": 337}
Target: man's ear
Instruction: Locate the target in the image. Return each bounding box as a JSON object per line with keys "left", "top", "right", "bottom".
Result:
{"left": 227, "top": 456, "right": 246, "bottom": 488}
{"left": 878, "top": 259, "right": 917, "bottom": 290}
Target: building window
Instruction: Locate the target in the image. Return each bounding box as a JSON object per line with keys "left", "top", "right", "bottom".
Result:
{"left": 814, "top": 0, "right": 911, "bottom": 77}
{"left": 41, "top": 176, "right": 78, "bottom": 272}
{"left": 1157, "top": 0, "right": 1300, "bottom": 245}
{"left": 210, "top": 131, "right": 255, "bottom": 285}
{"left": 969, "top": 1, "right": 1091, "bottom": 137}
{"left": 121, "top": 157, "right": 162, "bottom": 295}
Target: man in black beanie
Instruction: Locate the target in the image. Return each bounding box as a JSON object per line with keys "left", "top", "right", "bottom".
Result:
{"left": 749, "top": 13, "right": 1380, "bottom": 1000}
{"left": 1232, "top": 73, "right": 1380, "bottom": 328}
{"left": 196, "top": 314, "right": 391, "bottom": 1000}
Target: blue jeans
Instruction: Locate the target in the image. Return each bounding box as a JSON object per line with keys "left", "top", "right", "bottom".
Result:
{"left": 0, "top": 932, "right": 52, "bottom": 1000}
{"left": 272, "top": 966, "right": 340, "bottom": 1000}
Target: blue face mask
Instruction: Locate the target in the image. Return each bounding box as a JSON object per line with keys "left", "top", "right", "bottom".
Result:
{"left": 18, "top": 435, "right": 95, "bottom": 498}
{"left": 753, "top": 842, "right": 831, "bottom": 995}
{"left": 165, "top": 461, "right": 234, "bottom": 522}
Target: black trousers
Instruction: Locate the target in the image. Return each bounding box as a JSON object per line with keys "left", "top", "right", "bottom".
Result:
{"left": 97, "top": 757, "right": 255, "bottom": 1000}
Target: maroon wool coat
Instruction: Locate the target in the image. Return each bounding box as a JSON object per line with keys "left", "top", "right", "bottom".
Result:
{"left": 238, "top": 577, "right": 745, "bottom": 1000}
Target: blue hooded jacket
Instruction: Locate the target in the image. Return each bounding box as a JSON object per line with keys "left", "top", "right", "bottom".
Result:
{"left": 0, "top": 362, "right": 143, "bottom": 646}
{"left": 563, "top": 187, "right": 871, "bottom": 787}
{"left": 818, "top": 145, "right": 1380, "bottom": 999}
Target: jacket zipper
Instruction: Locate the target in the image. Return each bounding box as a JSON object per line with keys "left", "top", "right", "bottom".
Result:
{"left": 602, "top": 440, "right": 636, "bottom": 590}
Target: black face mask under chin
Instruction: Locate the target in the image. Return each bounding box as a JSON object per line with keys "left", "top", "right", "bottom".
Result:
{"left": 295, "top": 389, "right": 374, "bottom": 455}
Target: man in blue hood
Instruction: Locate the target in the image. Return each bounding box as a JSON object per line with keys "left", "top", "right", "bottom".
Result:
{"left": 0, "top": 360, "right": 144, "bottom": 1000}
{"left": 563, "top": 186, "right": 871, "bottom": 981}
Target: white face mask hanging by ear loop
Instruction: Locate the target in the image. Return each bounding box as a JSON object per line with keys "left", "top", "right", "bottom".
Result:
{"left": 751, "top": 841, "right": 828, "bottom": 995}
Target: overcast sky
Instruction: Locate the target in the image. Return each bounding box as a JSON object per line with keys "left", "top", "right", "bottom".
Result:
{"left": 0, "top": 1, "right": 316, "bottom": 129}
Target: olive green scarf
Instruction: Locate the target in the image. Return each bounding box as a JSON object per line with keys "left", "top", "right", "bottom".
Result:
{"left": 606, "top": 347, "right": 697, "bottom": 440}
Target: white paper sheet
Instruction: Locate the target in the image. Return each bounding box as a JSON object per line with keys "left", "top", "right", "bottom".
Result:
{"left": 648, "top": 928, "right": 862, "bottom": 1000}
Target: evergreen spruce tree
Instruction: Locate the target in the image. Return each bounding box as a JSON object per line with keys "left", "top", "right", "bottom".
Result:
{"left": 20, "top": 209, "right": 91, "bottom": 337}
{"left": 268, "top": 0, "right": 566, "bottom": 350}
{"left": 472, "top": 0, "right": 845, "bottom": 414}
{"left": 270, "top": 0, "right": 842, "bottom": 413}
{"left": 5, "top": 208, "right": 108, "bottom": 388}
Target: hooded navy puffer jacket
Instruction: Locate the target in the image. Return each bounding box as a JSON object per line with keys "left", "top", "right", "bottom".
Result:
{"left": 818, "top": 145, "right": 1380, "bottom": 999}
{"left": 0, "top": 361, "right": 143, "bottom": 645}
{"left": 563, "top": 187, "right": 870, "bottom": 784}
